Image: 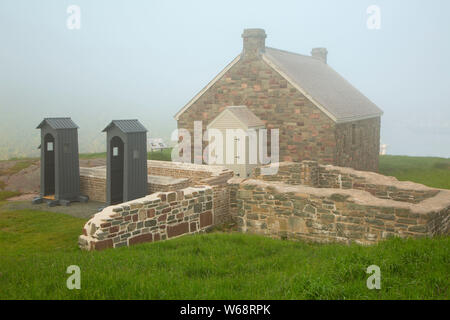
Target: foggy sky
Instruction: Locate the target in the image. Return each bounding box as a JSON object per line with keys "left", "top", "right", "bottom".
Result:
{"left": 0, "top": 0, "right": 449, "bottom": 160}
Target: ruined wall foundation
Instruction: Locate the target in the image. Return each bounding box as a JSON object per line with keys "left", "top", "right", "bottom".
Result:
{"left": 79, "top": 160, "right": 449, "bottom": 251}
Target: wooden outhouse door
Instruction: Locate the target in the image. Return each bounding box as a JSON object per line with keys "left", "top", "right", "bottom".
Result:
{"left": 110, "top": 136, "right": 124, "bottom": 204}
{"left": 44, "top": 133, "right": 55, "bottom": 196}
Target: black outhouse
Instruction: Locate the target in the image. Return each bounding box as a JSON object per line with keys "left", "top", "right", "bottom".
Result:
{"left": 33, "top": 118, "right": 88, "bottom": 206}
{"left": 102, "top": 120, "right": 148, "bottom": 205}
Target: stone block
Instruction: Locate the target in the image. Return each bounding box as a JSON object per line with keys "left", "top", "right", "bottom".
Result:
{"left": 129, "top": 233, "right": 153, "bottom": 246}
{"left": 167, "top": 222, "right": 189, "bottom": 238}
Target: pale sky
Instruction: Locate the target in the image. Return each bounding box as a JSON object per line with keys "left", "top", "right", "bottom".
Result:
{"left": 0, "top": 0, "right": 449, "bottom": 159}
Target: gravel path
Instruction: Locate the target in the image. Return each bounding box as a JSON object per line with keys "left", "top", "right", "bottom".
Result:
{"left": 2, "top": 200, "right": 105, "bottom": 219}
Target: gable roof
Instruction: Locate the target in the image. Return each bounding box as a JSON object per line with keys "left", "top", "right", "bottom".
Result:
{"left": 174, "top": 48, "right": 383, "bottom": 123}
{"left": 102, "top": 119, "right": 147, "bottom": 133}
{"left": 225, "top": 106, "right": 265, "bottom": 128}
{"left": 208, "top": 106, "right": 265, "bottom": 129}
{"left": 36, "top": 118, "right": 79, "bottom": 130}
{"left": 263, "top": 47, "right": 383, "bottom": 123}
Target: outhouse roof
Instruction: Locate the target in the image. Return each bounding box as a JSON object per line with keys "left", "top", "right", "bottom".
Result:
{"left": 36, "top": 118, "right": 79, "bottom": 130}
{"left": 102, "top": 119, "right": 147, "bottom": 133}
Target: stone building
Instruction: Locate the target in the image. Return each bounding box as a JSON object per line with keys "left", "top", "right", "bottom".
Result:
{"left": 175, "top": 28, "right": 383, "bottom": 172}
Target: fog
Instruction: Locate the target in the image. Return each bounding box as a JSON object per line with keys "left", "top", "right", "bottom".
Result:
{"left": 0, "top": 0, "right": 449, "bottom": 160}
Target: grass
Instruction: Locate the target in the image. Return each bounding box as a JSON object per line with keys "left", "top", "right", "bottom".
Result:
{"left": 147, "top": 148, "right": 172, "bottom": 161}
{"left": 0, "top": 208, "right": 448, "bottom": 300}
{"left": 0, "top": 153, "right": 447, "bottom": 299}
{"left": 0, "top": 160, "right": 36, "bottom": 177}
{"left": 379, "top": 155, "right": 450, "bottom": 189}
{"left": 79, "top": 152, "right": 106, "bottom": 159}
{"left": 78, "top": 148, "right": 173, "bottom": 162}
{"left": 0, "top": 191, "right": 21, "bottom": 201}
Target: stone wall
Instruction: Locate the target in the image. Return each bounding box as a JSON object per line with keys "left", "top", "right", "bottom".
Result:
{"left": 79, "top": 161, "right": 234, "bottom": 250}
{"left": 253, "top": 161, "right": 440, "bottom": 204}
{"left": 79, "top": 160, "right": 448, "bottom": 250}
{"left": 146, "top": 160, "right": 234, "bottom": 224}
{"left": 233, "top": 179, "right": 450, "bottom": 245}
{"left": 79, "top": 187, "right": 216, "bottom": 250}
{"left": 147, "top": 160, "right": 230, "bottom": 184}
{"left": 252, "top": 161, "right": 319, "bottom": 186}
{"left": 147, "top": 175, "right": 191, "bottom": 194}
{"left": 335, "top": 117, "right": 381, "bottom": 171}
{"left": 317, "top": 165, "right": 439, "bottom": 203}
{"left": 80, "top": 174, "right": 106, "bottom": 203}
{"left": 80, "top": 166, "right": 191, "bottom": 203}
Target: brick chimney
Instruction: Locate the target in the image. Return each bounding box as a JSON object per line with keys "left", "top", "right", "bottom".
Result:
{"left": 311, "top": 47, "right": 328, "bottom": 64}
{"left": 242, "top": 28, "right": 266, "bottom": 58}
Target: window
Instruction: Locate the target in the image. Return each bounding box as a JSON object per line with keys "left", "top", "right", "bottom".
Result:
{"left": 47, "top": 142, "right": 53, "bottom": 151}
{"left": 113, "top": 147, "right": 119, "bottom": 157}
{"left": 133, "top": 150, "right": 139, "bottom": 159}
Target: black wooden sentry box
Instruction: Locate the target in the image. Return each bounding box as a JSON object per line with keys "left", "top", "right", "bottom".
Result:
{"left": 102, "top": 120, "right": 148, "bottom": 205}
{"left": 33, "top": 117, "right": 87, "bottom": 206}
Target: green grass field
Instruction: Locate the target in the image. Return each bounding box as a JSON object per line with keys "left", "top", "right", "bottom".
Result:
{"left": 0, "top": 209, "right": 448, "bottom": 300}
{"left": 79, "top": 148, "right": 173, "bottom": 161}
{"left": 0, "top": 154, "right": 448, "bottom": 299}
{"left": 0, "top": 159, "right": 37, "bottom": 177}
{"left": 0, "top": 191, "right": 21, "bottom": 201}
{"left": 379, "top": 155, "right": 450, "bottom": 189}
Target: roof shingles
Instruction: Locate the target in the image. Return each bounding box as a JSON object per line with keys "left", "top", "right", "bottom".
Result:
{"left": 175, "top": 45, "right": 383, "bottom": 123}
{"left": 36, "top": 118, "right": 79, "bottom": 130}
{"left": 263, "top": 47, "right": 383, "bottom": 122}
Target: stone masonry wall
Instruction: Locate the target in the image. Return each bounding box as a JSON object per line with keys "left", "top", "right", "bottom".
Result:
{"left": 80, "top": 166, "right": 191, "bottom": 203}
{"left": 79, "top": 187, "right": 216, "bottom": 250}
{"left": 317, "top": 165, "right": 439, "bottom": 203}
{"left": 335, "top": 117, "right": 381, "bottom": 172}
{"left": 80, "top": 174, "right": 106, "bottom": 203}
{"left": 147, "top": 160, "right": 224, "bottom": 184}
{"left": 253, "top": 161, "right": 439, "bottom": 204}
{"left": 146, "top": 160, "right": 235, "bottom": 224}
{"left": 78, "top": 158, "right": 448, "bottom": 250}
{"left": 252, "top": 161, "right": 319, "bottom": 186}
{"left": 233, "top": 179, "right": 450, "bottom": 245}
{"left": 147, "top": 177, "right": 191, "bottom": 194}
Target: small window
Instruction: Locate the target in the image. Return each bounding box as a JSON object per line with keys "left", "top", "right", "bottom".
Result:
{"left": 47, "top": 142, "right": 53, "bottom": 151}
{"left": 113, "top": 147, "right": 119, "bottom": 157}
{"left": 63, "top": 143, "right": 70, "bottom": 153}
{"left": 133, "top": 150, "right": 139, "bottom": 159}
